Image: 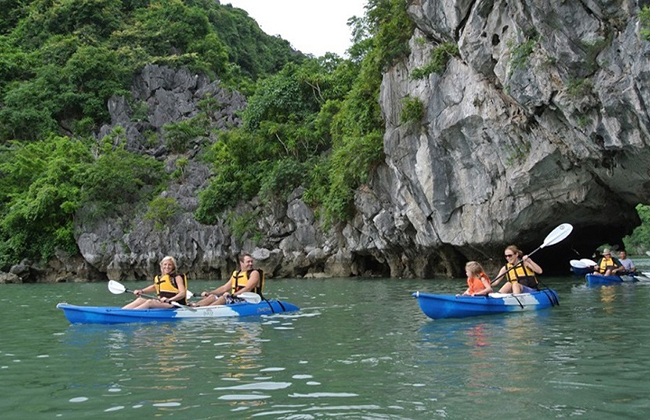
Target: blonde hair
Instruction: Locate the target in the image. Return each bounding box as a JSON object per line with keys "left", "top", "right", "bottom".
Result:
{"left": 465, "top": 261, "right": 484, "bottom": 277}
{"left": 160, "top": 256, "right": 177, "bottom": 271}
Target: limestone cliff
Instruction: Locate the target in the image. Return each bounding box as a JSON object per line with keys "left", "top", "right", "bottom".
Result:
{"left": 13, "top": 1, "right": 650, "bottom": 283}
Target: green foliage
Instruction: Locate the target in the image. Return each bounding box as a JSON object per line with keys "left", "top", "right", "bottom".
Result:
{"left": 227, "top": 210, "right": 262, "bottom": 243}
{"left": 145, "top": 196, "right": 181, "bottom": 230}
{"left": 163, "top": 117, "right": 207, "bottom": 153}
{"left": 507, "top": 35, "right": 538, "bottom": 74}
{"left": 566, "top": 78, "right": 594, "bottom": 98}
{"left": 410, "top": 42, "right": 459, "bottom": 80}
{"left": 197, "top": 0, "right": 414, "bottom": 226}
{"left": 172, "top": 157, "right": 189, "bottom": 181}
{"left": 80, "top": 132, "right": 168, "bottom": 217}
{"left": 0, "top": 136, "right": 92, "bottom": 268}
{"left": 623, "top": 204, "right": 650, "bottom": 253}
{"left": 0, "top": 0, "right": 303, "bottom": 140}
{"left": 259, "top": 158, "right": 312, "bottom": 200}
{"left": 400, "top": 96, "right": 424, "bottom": 124}
{"left": 641, "top": 7, "right": 650, "bottom": 41}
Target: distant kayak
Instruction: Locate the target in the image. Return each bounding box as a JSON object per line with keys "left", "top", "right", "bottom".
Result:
{"left": 57, "top": 300, "right": 300, "bottom": 324}
{"left": 412, "top": 289, "right": 559, "bottom": 320}
{"left": 585, "top": 273, "right": 637, "bottom": 286}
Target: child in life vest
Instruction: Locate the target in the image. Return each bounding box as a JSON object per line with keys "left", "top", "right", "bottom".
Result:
{"left": 461, "top": 261, "right": 493, "bottom": 296}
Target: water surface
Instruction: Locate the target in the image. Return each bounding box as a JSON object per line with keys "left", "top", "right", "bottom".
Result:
{"left": 1, "top": 273, "right": 650, "bottom": 419}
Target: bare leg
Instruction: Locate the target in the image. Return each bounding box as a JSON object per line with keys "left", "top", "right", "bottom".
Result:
{"left": 193, "top": 294, "right": 217, "bottom": 307}
{"left": 210, "top": 295, "right": 227, "bottom": 306}
{"left": 499, "top": 283, "right": 513, "bottom": 294}
{"left": 123, "top": 297, "right": 148, "bottom": 309}
{"left": 133, "top": 299, "right": 174, "bottom": 309}
{"left": 512, "top": 282, "right": 522, "bottom": 294}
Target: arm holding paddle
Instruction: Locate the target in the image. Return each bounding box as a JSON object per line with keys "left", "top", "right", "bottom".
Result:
{"left": 490, "top": 223, "right": 573, "bottom": 294}
{"left": 193, "top": 254, "right": 263, "bottom": 307}
{"left": 122, "top": 256, "right": 187, "bottom": 309}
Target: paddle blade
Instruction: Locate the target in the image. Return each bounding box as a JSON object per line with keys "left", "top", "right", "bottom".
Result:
{"left": 580, "top": 258, "right": 597, "bottom": 266}
{"left": 570, "top": 260, "right": 587, "bottom": 268}
{"left": 108, "top": 280, "right": 127, "bottom": 294}
{"left": 541, "top": 223, "right": 573, "bottom": 248}
{"left": 240, "top": 292, "right": 262, "bottom": 304}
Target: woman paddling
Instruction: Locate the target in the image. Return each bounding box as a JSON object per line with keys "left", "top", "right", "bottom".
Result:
{"left": 491, "top": 245, "right": 542, "bottom": 294}
{"left": 122, "top": 256, "right": 187, "bottom": 309}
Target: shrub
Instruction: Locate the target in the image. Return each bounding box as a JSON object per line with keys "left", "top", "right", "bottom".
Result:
{"left": 400, "top": 96, "right": 424, "bottom": 123}
{"left": 410, "top": 42, "right": 459, "bottom": 80}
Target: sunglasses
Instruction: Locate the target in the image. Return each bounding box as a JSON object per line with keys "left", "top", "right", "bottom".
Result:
{"left": 504, "top": 254, "right": 514, "bottom": 257}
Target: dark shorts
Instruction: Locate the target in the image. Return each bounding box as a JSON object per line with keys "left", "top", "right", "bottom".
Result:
{"left": 225, "top": 295, "right": 246, "bottom": 304}
{"left": 518, "top": 278, "right": 539, "bottom": 290}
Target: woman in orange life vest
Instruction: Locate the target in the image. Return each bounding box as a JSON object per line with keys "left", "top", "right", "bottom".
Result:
{"left": 122, "top": 256, "right": 187, "bottom": 309}
{"left": 491, "top": 245, "right": 543, "bottom": 294}
{"left": 460, "top": 261, "right": 493, "bottom": 296}
{"left": 192, "top": 253, "right": 262, "bottom": 307}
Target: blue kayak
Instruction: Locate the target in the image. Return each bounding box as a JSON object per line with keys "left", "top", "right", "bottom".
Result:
{"left": 413, "top": 290, "right": 560, "bottom": 320}
{"left": 571, "top": 266, "right": 593, "bottom": 276}
{"left": 586, "top": 273, "right": 637, "bottom": 286}
{"left": 57, "top": 300, "right": 300, "bottom": 324}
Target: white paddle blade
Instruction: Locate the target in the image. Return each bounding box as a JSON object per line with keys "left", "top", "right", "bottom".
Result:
{"left": 580, "top": 258, "right": 597, "bottom": 266}
{"left": 186, "top": 290, "right": 194, "bottom": 299}
{"left": 108, "top": 280, "right": 127, "bottom": 294}
{"left": 570, "top": 260, "right": 587, "bottom": 268}
{"left": 542, "top": 223, "right": 573, "bottom": 248}
{"left": 239, "top": 292, "right": 262, "bottom": 304}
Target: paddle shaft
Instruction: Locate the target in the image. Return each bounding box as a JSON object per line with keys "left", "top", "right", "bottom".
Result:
{"left": 126, "top": 287, "right": 190, "bottom": 309}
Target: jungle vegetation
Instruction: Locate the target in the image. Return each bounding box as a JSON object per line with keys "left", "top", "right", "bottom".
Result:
{"left": 1, "top": 1, "right": 648, "bottom": 271}
{"left": 0, "top": 0, "right": 414, "bottom": 269}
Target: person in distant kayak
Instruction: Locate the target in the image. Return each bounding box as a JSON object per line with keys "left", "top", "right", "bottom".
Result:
{"left": 122, "top": 256, "right": 187, "bottom": 309}
{"left": 192, "top": 253, "right": 263, "bottom": 307}
{"left": 491, "top": 245, "right": 542, "bottom": 294}
{"left": 618, "top": 250, "right": 636, "bottom": 274}
{"left": 460, "top": 261, "right": 493, "bottom": 296}
{"left": 594, "top": 248, "right": 625, "bottom": 276}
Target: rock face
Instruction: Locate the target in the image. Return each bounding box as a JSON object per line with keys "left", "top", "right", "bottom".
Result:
{"left": 367, "top": 0, "right": 650, "bottom": 274}
{"left": 17, "top": 3, "right": 650, "bottom": 282}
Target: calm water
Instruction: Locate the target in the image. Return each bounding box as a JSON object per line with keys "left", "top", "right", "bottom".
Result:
{"left": 2, "top": 272, "right": 650, "bottom": 419}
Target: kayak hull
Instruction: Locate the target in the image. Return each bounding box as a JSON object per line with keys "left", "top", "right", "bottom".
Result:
{"left": 412, "top": 290, "right": 559, "bottom": 320}
{"left": 57, "top": 300, "right": 300, "bottom": 324}
{"left": 571, "top": 266, "right": 593, "bottom": 276}
{"left": 586, "top": 273, "right": 636, "bottom": 286}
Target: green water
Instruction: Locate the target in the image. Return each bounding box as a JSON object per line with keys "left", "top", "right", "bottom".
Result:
{"left": 1, "top": 273, "right": 650, "bottom": 419}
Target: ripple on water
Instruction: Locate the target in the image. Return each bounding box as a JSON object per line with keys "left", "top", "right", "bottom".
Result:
{"left": 260, "top": 367, "right": 285, "bottom": 372}
{"left": 214, "top": 382, "right": 292, "bottom": 390}
{"left": 218, "top": 394, "right": 271, "bottom": 401}
{"left": 152, "top": 402, "right": 181, "bottom": 407}
{"left": 288, "top": 392, "right": 358, "bottom": 398}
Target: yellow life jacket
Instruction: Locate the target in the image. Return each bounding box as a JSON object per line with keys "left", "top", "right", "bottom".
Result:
{"left": 230, "top": 269, "right": 264, "bottom": 297}
{"left": 154, "top": 273, "right": 188, "bottom": 304}
{"left": 506, "top": 262, "right": 538, "bottom": 289}
{"left": 597, "top": 257, "right": 619, "bottom": 274}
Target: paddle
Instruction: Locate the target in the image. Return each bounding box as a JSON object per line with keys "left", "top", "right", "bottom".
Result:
{"left": 570, "top": 260, "right": 586, "bottom": 268}
{"left": 492, "top": 223, "right": 574, "bottom": 284}
{"left": 108, "top": 280, "right": 191, "bottom": 309}
{"left": 570, "top": 260, "right": 594, "bottom": 270}
{"left": 193, "top": 291, "right": 262, "bottom": 304}
{"left": 580, "top": 258, "right": 597, "bottom": 266}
